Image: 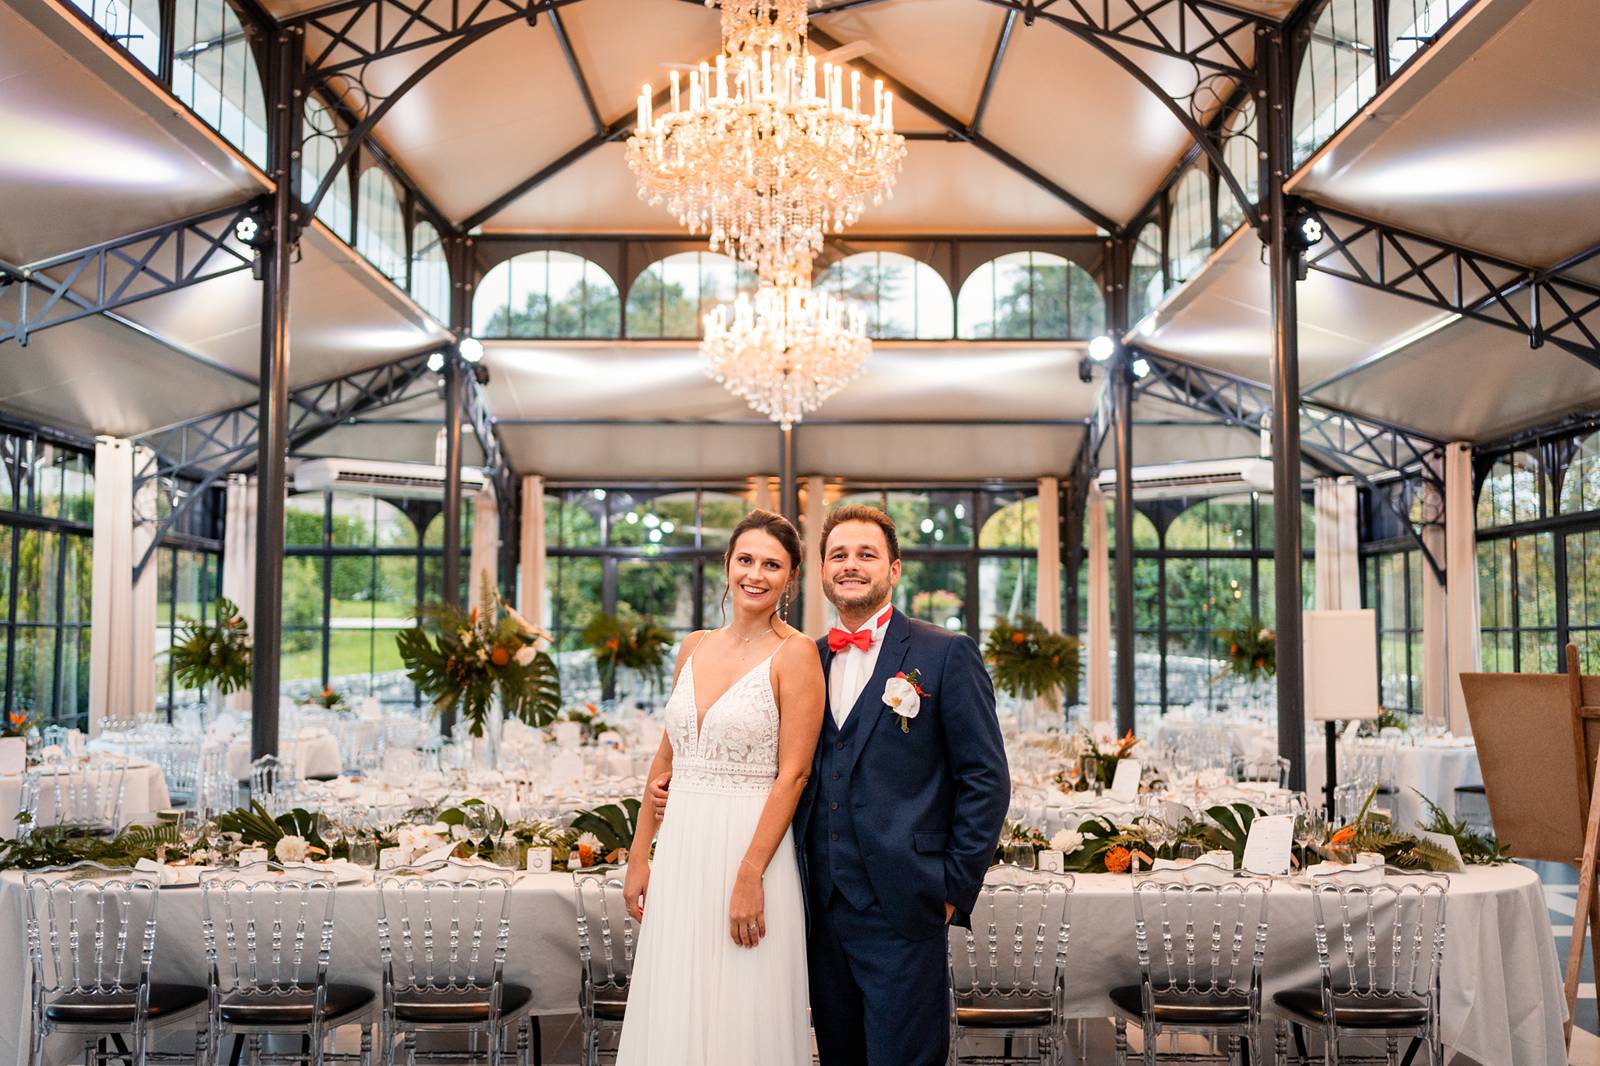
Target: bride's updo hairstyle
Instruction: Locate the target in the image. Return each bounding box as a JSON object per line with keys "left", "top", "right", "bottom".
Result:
{"left": 722, "top": 509, "right": 803, "bottom": 621}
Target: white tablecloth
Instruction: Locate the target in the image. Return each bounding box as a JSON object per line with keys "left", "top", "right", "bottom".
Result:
{"left": 225, "top": 729, "right": 343, "bottom": 781}
{"left": 1305, "top": 737, "right": 1482, "bottom": 829}
{"left": 0, "top": 758, "right": 171, "bottom": 837}
{"left": 0, "top": 863, "right": 1562, "bottom": 1066}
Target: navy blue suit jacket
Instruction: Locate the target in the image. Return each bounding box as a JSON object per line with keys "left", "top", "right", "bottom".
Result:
{"left": 794, "top": 609, "right": 1010, "bottom": 940}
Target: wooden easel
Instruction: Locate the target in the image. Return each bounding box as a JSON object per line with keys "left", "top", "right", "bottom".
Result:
{"left": 1563, "top": 643, "right": 1600, "bottom": 1045}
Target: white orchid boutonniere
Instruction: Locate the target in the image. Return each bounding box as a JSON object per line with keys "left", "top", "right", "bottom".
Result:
{"left": 883, "top": 669, "right": 929, "bottom": 733}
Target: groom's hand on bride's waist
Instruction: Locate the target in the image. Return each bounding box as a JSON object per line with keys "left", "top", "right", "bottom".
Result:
{"left": 945, "top": 903, "right": 955, "bottom": 924}
{"left": 649, "top": 772, "right": 672, "bottom": 819}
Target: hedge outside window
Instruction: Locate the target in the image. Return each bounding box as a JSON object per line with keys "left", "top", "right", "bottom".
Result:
{"left": 625, "top": 253, "right": 753, "bottom": 339}
{"left": 956, "top": 252, "right": 1105, "bottom": 341}
{"left": 474, "top": 250, "right": 621, "bottom": 339}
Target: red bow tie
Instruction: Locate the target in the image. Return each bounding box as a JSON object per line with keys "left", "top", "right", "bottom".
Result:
{"left": 827, "top": 628, "right": 874, "bottom": 653}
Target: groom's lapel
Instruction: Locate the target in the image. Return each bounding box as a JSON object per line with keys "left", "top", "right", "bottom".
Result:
{"left": 842, "top": 609, "right": 912, "bottom": 779}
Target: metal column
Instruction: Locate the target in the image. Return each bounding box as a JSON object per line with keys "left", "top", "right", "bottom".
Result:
{"left": 780, "top": 427, "right": 798, "bottom": 523}
{"left": 250, "top": 29, "right": 301, "bottom": 761}
{"left": 1112, "top": 357, "right": 1136, "bottom": 737}
{"left": 1265, "top": 27, "right": 1307, "bottom": 789}
{"left": 439, "top": 351, "right": 464, "bottom": 735}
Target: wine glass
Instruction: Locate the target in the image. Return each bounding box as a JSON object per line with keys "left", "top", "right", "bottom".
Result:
{"left": 1082, "top": 757, "right": 1101, "bottom": 797}
{"left": 1060, "top": 759, "right": 1082, "bottom": 793}
{"left": 176, "top": 810, "right": 204, "bottom": 859}
{"left": 316, "top": 808, "right": 345, "bottom": 863}
{"left": 465, "top": 805, "right": 493, "bottom": 859}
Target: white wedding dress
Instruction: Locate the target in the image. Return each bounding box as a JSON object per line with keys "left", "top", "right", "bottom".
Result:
{"left": 615, "top": 647, "right": 811, "bottom": 1066}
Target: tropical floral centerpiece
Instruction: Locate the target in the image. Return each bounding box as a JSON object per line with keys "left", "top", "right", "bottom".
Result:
{"left": 1213, "top": 619, "right": 1275, "bottom": 682}
{"left": 396, "top": 574, "right": 563, "bottom": 737}
{"left": 166, "top": 597, "right": 252, "bottom": 703}
{"left": 582, "top": 612, "right": 674, "bottom": 698}
{"left": 305, "top": 685, "right": 350, "bottom": 714}
{"left": 983, "top": 615, "right": 1081, "bottom": 707}
{"left": 2, "top": 710, "right": 35, "bottom": 739}
{"left": 1074, "top": 727, "right": 1139, "bottom": 790}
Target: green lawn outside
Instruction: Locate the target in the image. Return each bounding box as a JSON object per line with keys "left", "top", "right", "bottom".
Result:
{"left": 281, "top": 628, "right": 408, "bottom": 683}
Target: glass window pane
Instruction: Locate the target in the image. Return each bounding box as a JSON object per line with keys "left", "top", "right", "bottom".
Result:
{"left": 617, "top": 560, "right": 696, "bottom": 632}
{"left": 551, "top": 556, "right": 604, "bottom": 652}
{"left": 897, "top": 560, "right": 966, "bottom": 631}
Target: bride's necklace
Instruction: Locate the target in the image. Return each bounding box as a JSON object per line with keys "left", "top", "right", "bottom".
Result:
{"left": 724, "top": 623, "right": 772, "bottom": 645}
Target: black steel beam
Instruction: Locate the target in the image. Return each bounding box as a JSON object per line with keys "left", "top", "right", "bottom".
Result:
{"left": 549, "top": 7, "right": 603, "bottom": 134}
{"left": 975, "top": 0, "right": 1260, "bottom": 78}
{"left": 1112, "top": 357, "right": 1136, "bottom": 736}
{"left": 1300, "top": 203, "right": 1600, "bottom": 371}
{"left": 0, "top": 204, "right": 257, "bottom": 346}
{"left": 293, "top": 0, "right": 577, "bottom": 79}
{"left": 970, "top": 9, "right": 1016, "bottom": 136}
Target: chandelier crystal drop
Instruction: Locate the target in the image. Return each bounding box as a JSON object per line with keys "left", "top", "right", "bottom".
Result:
{"left": 701, "top": 279, "right": 871, "bottom": 430}
{"left": 626, "top": 0, "right": 907, "bottom": 287}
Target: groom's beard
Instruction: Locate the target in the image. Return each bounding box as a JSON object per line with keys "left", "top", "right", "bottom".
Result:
{"left": 824, "top": 571, "right": 893, "bottom": 615}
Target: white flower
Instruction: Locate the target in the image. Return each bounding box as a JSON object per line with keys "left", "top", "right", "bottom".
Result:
{"left": 450, "top": 823, "right": 470, "bottom": 842}
{"left": 1049, "top": 829, "right": 1085, "bottom": 855}
{"left": 1258, "top": 628, "right": 1274, "bottom": 642}
{"left": 476, "top": 647, "right": 488, "bottom": 662}
{"left": 514, "top": 644, "right": 538, "bottom": 667}
{"left": 575, "top": 832, "right": 603, "bottom": 852}
{"left": 882, "top": 676, "right": 922, "bottom": 720}
{"left": 274, "top": 835, "right": 311, "bottom": 863}
{"left": 458, "top": 628, "right": 474, "bottom": 647}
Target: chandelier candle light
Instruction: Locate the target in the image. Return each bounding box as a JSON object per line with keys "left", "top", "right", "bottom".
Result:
{"left": 626, "top": 0, "right": 906, "bottom": 287}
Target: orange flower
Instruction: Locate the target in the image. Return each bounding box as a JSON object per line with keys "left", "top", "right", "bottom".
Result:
{"left": 1329, "top": 825, "right": 1357, "bottom": 846}
{"left": 8, "top": 712, "right": 26, "bottom": 729}
{"left": 490, "top": 646, "right": 511, "bottom": 667}
{"left": 1230, "top": 643, "right": 1239, "bottom": 656}
{"left": 584, "top": 703, "right": 599, "bottom": 716}
{"left": 469, "top": 607, "right": 479, "bottom": 624}
{"left": 577, "top": 843, "right": 595, "bottom": 868}
{"left": 1253, "top": 657, "right": 1265, "bottom": 670}
{"left": 1010, "top": 631, "right": 1027, "bottom": 645}
{"left": 1104, "top": 845, "right": 1133, "bottom": 874}
{"left": 605, "top": 637, "right": 620, "bottom": 652}
{"left": 322, "top": 686, "right": 333, "bottom": 698}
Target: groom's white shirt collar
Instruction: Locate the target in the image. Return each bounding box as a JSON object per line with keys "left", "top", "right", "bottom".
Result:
{"left": 829, "top": 603, "right": 893, "bottom": 727}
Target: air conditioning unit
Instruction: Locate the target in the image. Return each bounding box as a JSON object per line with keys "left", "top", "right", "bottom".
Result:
{"left": 1094, "top": 458, "right": 1275, "bottom": 500}
{"left": 292, "top": 458, "right": 486, "bottom": 500}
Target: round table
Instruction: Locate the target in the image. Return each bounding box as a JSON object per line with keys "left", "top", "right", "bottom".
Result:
{"left": 0, "top": 756, "right": 170, "bottom": 837}
{"left": 1304, "top": 736, "right": 1482, "bottom": 828}
{"left": 0, "top": 862, "right": 1559, "bottom": 1066}
{"left": 225, "top": 728, "right": 344, "bottom": 781}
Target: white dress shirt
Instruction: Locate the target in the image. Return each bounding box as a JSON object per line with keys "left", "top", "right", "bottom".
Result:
{"left": 827, "top": 604, "right": 894, "bottom": 728}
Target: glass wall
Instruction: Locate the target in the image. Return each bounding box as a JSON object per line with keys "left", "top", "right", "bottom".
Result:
{"left": 474, "top": 251, "right": 621, "bottom": 339}
{"left": 0, "top": 429, "right": 95, "bottom": 728}
{"left": 814, "top": 253, "right": 954, "bottom": 339}
{"left": 1361, "top": 548, "right": 1424, "bottom": 711}
{"left": 956, "top": 253, "right": 1105, "bottom": 340}
{"left": 1168, "top": 165, "right": 1214, "bottom": 284}
{"left": 625, "top": 253, "right": 754, "bottom": 339}
{"left": 151, "top": 476, "right": 224, "bottom": 718}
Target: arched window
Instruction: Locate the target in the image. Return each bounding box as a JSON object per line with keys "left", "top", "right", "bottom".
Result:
{"left": 1293, "top": 0, "right": 1378, "bottom": 167}
{"left": 474, "top": 251, "right": 620, "bottom": 339}
{"left": 356, "top": 167, "right": 406, "bottom": 282}
{"left": 625, "top": 252, "right": 752, "bottom": 339}
{"left": 409, "top": 221, "right": 450, "bottom": 324}
{"left": 1387, "top": 0, "right": 1470, "bottom": 68}
{"left": 1130, "top": 221, "right": 1165, "bottom": 324}
{"left": 301, "top": 97, "right": 352, "bottom": 242}
{"left": 170, "top": 0, "right": 267, "bottom": 167}
{"left": 1217, "top": 101, "right": 1259, "bottom": 239}
{"left": 1477, "top": 451, "right": 1546, "bottom": 528}
{"left": 814, "top": 252, "right": 954, "bottom": 339}
{"left": 1168, "top": 166, "right": 1213, "bottom": 284}
{"left": 1561, "top": 435, "right": 1600, "bottom": 516}
{"left": 957, "top": 252, "right": 1104, "bottom": 340}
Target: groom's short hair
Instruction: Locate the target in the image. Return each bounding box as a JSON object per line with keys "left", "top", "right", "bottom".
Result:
{"left": 820, "top": 504, "right": 900, "bottom": 562}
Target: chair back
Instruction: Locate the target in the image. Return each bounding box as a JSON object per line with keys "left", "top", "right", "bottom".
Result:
{"left": 376, "top": 860, "right": 513, "bottom": 994}
{"left": 249, "top": 754, "right": 297, "bottom": 813}
{"left": 25, "top": 862, "right": 160, "bottom": 1000}
{"left": 572, "top": 867, "right": 636, "bottom": 1003}
{"left": 28, "top": 757, "right": 128, "bottom": 832}
{"left": 949, "top": 867, "right": 1072, "bottom": 1004}
{"left": 1308, "top": 869, "right": 1447, "bottom": 1005}
{"left": 196, "top": 744, "right": 239, "bottom": 813}
{"left": 1232, "top": 754, "right": 1291, "bottom": 789}
{"left": 1131, "top": 869, "right": 1270, "bottom": 1001}
{"left": 199, "top": 863, "right": 336, "bottom": 997}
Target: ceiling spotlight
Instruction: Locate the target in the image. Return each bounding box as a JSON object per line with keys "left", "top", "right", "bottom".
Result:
{"left": 426, "top": 351, "right": 446, "bottom": 373}
{"left": 1077, "top": 357, "right": 1095, "bottom": 384}
{"left": 1087, "top": 335, "right": 1115, "bottom": 363}
{"left": 1130, "top": 356, "right": 1151, "bottom": 379}
{"left": 233, "top": 210, "right": 270, "bottom": 249}
{"left": 458, "top": 337, "right": 484, "bottom": 363}
{"left": 1288, "top": 200, "right": 1324, "bottom": 249}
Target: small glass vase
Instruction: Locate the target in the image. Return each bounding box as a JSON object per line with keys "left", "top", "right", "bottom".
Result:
{"left": 473, "top": 700, "right": 504, "bottom": 771}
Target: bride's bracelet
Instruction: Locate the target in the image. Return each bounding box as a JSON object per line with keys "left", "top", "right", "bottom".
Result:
{"left": 739, "top": 858, "right": 763, "bottom": 878}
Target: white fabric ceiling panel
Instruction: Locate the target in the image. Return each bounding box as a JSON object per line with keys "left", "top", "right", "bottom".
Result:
{"left": 796, "top": 424, "right": 1082, "bottom": 480}
{"left": 0, "top": 0, "right": 265, "bottom": 262}
{"left": 558, "top": 0, "right": 724, "bottom": 122}
{"left": 481, "top": 143, "right": 687, "bottom": 233}
{"left": 293, "top": 424, "right": 485, "bottom": 467}
{"left": 502, "top": 423, "right": 781, "bottom": 479}
{"left": 1289, "top": 0, "right": 1600, "bottom": 271}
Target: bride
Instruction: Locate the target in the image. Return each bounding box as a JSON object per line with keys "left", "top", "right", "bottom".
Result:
{"left": 617, "top": 509, "right": 824, "bottom": 1066}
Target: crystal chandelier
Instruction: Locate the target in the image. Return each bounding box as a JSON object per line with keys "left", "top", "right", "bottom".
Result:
{"left": 626, "top": 0, "right": 906, "bottom": 286}
{"left": 701, "top": 278, "right": 870, "bottom": 430}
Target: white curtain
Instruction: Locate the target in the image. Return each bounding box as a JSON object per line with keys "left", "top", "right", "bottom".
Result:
{"left": 467, "top": 485, "right": 500, "bottom": 612}
{"left": 1086, "top": 484, "right": 1112, "bottom": 723}
{"left": 1313, "top": 476, "right": 1360, "bottom": 609}
{"left": 1035, "top": 478, "right": 1062, "bottom": 633}
{"left": 89, "top": 439, "right": 160, "bottom": 731}
{"left": 221, "top": 476, "right": 257, "bottom": 710}
{"left": 1445, "top": 442, "right": 1480, "bottom": 734}
{"left": 519, "top": 476, "right": 547, "bottom": 631}
{"left": 1421, "top": 472, "right": 1447, "bottom": 722}
{"left": 802, "top": 476, "right": 828, "bottom": 637}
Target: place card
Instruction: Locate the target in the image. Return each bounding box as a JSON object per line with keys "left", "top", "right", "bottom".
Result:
{"left": 238, "top": 847, "right": 269, "bottom": 866}
{"left": 379, "top": 847, "right": 407, "bottom": 870}
{"left": 1109, "top": 759, "right": 1141, "bottom": 800}
{"left": 0, "top": 737, "right": 24, "bottom": 775}
{"left": 1240, "top": 814, "right": 1294, "bottom": 876}
{"left": 1414, "top": 831, "right": 1463, "bottom": 871}
{"left": 1038, "top": 850, "right": 1065, "bottom": 873}
{"left": 526, "top": 846, "right": 553, "bottom": 874}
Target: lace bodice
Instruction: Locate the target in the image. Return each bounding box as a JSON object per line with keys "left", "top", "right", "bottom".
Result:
{"left": 663, "top": 649, "right": 780, "bottom": 795}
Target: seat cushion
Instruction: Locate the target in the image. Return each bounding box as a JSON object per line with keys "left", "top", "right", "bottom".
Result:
{"left": 218, "top": 983, "right": 373, "bottom": 1027}
{"left": 393, "top": 983, "right": 533, "bottom": 1024}
{"left": 45, "top": 983, "right": 208, "bottom": 1025}
{"left": 1109, "top": 984, "right": 1251, "bottom": 1025}
{"left": 1273, "top": 988, "right": 1429, "bottom": 1029}
{"left": 593, "top": 995, "right": 627, "bottom": 1022}
{"left": 955, "top": 999, "right": 1054, "bottom": 1029}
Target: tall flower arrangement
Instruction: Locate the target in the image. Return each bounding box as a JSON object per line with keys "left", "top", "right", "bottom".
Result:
{"left": 166, "top": 597, "right": 252, "bottom": 695}
{"left": 396, "top": 575, "right": 562, "bottom": 736}
{"left": 983, "top": 615, "right": 1081, "bottom": 704}
{"left": 582, "top": 612, "right": 675, "bottom": 698}
{"left": 1213, "top": 620, "right": 1275, "bottom": 682}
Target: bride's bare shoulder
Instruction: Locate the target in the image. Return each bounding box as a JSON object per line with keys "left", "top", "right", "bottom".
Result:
{"left": 773, "top": 628, "right": 822, "bottom": 670}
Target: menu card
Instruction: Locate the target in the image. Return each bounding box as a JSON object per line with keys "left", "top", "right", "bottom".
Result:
{"left": 1109, "top": 759, "right": 1141, "bottom": 800}
{"left": 1240, "top": 814, "right": 1294, "bottom": 875}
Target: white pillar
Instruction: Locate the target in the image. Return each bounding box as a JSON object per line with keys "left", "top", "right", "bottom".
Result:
{"left": 1087, "top": 484, "right": 1112, "bottom": 723}
{"left": 1036, "top": 477, "right": 1062, "bottom": 632}
{"left": 1313, "top": 476, "right": 1360, "bottom": 610}
{"left": 467, "top": 484, "right": 500, "bottom": 612}
{"left": 1444, "top": 442, "right": 1480, "bottom": 734}
{"left": 518, "top": 476, "right": 547, "bottom": 630}
{"left": 221, "top": 475, "right": 258, "bottom": 710}
{"left": 89, "top": 438, "right": 134, "bottom": 733}
{"left": 802, "top": 475, "right": 828, "bottom": 637}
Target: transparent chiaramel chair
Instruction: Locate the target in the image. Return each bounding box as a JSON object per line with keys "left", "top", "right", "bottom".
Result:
{"left": 1272, "top": 869, "right": 1448, "bottom": 1066}
{"left": 375, "top": 859, "right": 534, "bottom": 1065}
{"left": 200, "top": 862, "right": 374, "bottom": 1066}
{"left": 24, "top": 862, "right": 209, "bottom": 1066}
{"left": 947, "top": 866, "right": 1075, "bottom": 1065}
{"left": 23, "top": 756, "right": 129, "bottom": 836}
{"left": 1111, "top": 868, "right": 1271, "bottom": 1066}
{"left": 249, "top": 753, "right": 299, "bottom": 815}
{"left": 572, "top": 867, "right": 636, "bottom": 1066}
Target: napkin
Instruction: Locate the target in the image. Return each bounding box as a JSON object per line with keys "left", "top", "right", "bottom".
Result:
{"left": 133, "top": 858, "right": 179, "bottom": 886}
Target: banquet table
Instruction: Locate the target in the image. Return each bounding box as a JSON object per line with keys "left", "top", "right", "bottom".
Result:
{"left": 0, "top": 757, "right": 171, "bottom": 837}
{"left": 1304, "top": 735, "right": 1482, "bottom": 829}
{"left": 0, "top": 863, "right": 1562, "bottom": 1066}
{"left": 225, "top": 728, "right": 344, "bottom": 781}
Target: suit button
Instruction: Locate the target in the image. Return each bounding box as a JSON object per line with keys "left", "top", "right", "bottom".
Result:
{"left": 830, "top": 802, "right": 839, "bottom": 811}
{"left": 832, "top": 772, "right": 841, "bottom": 780}
{"left": 835, "top": 741, "right": 845, "bottom": 751}
{"left": 830, "top": 833, "right": 839, "bottom": 841}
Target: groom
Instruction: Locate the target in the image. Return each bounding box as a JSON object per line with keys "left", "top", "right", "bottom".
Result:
{"left": 795, "top": 504, "right": 1009, "bottom": 1066}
